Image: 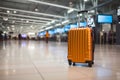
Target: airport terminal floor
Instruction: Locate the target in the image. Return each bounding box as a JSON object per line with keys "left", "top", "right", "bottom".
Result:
{"left": 0, "top": 40, "right": 119, "bottom": 80}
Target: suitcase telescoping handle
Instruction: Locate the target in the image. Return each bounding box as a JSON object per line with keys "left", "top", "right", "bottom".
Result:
{"left": 78, "top": 10, "right": 88, "bottom": 14}
{"left": 78, "top": 10, "right": 88, "bottom": 28}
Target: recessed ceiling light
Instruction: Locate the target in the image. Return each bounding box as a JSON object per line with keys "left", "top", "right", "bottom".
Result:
{"left": 51, "top": 20, "right": 55, "bottom": 23}
{"left": 11, "top": 25, "right": 15, "bottom": 27}
{"left": 84, "top": 0, "right": 88, "bottom": 2}
{"left": 3, "top": 31, "right": 6, "bottom": 33}
{"left": 13, "top": 11, "right": 17, "bottom": 13}
{"left": 35, "top": 8, "right": 39, "bottom": 12}
{"left": 67, "top": 9, "right": 74, "bottom": 13}
{"left": 28, "top": 32, "right": 35, "bottom": 35}
{"left": 7, "top": 10, "right": 10, "bottom": 13}
{"left": 26, "top": 20, "right": 29, "bottom": 23}
{"left": 3, "top": 17, "right": 8, "bottom": 21}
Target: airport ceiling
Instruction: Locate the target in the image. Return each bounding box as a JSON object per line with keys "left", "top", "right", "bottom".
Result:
{"left": 0, "top": 0, "right": 120, "bottom": 33}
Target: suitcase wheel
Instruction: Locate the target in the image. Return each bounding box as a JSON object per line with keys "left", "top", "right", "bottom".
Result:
{"left": 88, "top": 62, "right": 92, "bottom": 67}
{"left": 68, "top": 60, "right": 72, "bottom": 66}
{"left": 73, "top": 62, "right": 76, "bottom": 66}
{"left": 92, "top": 61, "right": 94, "bottom": 64}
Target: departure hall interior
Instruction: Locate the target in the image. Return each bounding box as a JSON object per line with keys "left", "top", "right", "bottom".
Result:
{"left": 0, "top": 0, "right": 120, "bottom": 80}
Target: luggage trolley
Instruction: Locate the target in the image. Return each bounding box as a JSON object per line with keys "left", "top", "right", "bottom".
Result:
{"left": 67, "top": 10, "right": 94, "bottom": 67}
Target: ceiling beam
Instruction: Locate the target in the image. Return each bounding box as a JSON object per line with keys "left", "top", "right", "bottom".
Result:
{"left": 0, "top": 6, "right": 65, "bottom": 18}
{"left": 0, "top": 12, "right": 59, "bottom": 21}
{"left": 0, "top": 20, "right": 44, "bottom": 26}
{"left": 14, "top": 21, "right": 44, "bottom": 25}
{"left": 7, "top": 24, "right": 43, "bottom": 27}
{"left": 0, "top": 16, "right": 49, "bottom": 23}
{"left": 9, "top": 17, "right": 49, "bottom": 23}
{"left": 28, "top": 0, "right": 79, "bottom": 11}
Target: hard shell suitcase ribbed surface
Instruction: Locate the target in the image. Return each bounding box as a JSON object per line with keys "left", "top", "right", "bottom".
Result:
{"left": 68, "top": 27, "right": 93, "bottom": 67}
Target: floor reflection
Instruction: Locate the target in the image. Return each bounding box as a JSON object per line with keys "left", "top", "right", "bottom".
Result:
{"left": 0, "top": 40, "right": 119, "bottom": 80}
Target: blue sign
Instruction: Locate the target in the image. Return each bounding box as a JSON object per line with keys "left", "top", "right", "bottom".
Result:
{"left": 38, "top": 32, "right": 45, "bottom": 36}
{"left": 55, "top": 28, "right": 64, "bottom": 33}
{"left": 48, "top": 29, "right": 55, "bottom": 35}
{"left": 70, "top": 23, "right": 78, "bottom": 28}
{"left": 64, "top": 25, "right": 70, "bottom": 31}
{"left": 97, "top": 14, "right": 112, "bottom": 23}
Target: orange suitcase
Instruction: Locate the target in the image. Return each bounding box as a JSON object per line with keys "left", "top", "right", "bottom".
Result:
{"left": 68, "top": 27, "right": 94, "bottom": 67}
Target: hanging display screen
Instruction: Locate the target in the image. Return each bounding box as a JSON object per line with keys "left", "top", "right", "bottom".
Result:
{"left": 64, "top": 25, "right": 70, "bottom": 31}
{"left": 48, "top": 29, "right": 55, "bottom": 35}
{"left": 21, "top": 34, "right": 27, "bottom": 38}
{"left": 97, "top": 14, "right": 113, "bottom": 23}
{"left": 80, "top": 22, "right": 87, "bottom": 27}
{"left": 55, "top": 28, "right": 64, "bottom": 33}
{"left": 38, "top": 32, "right": 45, "bottom": 36}
{"left": 70, "top": 23, "right": 78, "bottom": 28}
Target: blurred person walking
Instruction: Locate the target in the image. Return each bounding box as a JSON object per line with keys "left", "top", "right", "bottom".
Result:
{"left": 45, "top": 31, "right": 49, "bottom": 43}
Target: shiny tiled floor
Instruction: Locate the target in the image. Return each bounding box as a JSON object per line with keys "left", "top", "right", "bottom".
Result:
{"left": 0, "top": 40, "right": 120, "bottom": 80}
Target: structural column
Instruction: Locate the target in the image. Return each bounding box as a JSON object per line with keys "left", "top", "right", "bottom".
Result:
{"left": 116, "top": 23, "right": 120, "bottom": 45}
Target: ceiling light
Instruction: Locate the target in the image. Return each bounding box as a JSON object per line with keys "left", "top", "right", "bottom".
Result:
{"left": 28, "top": 0, "right": 78, "bottom": 11}
{"left": 88, "top": 10, "right": 95, "bottom": 13}
{"left": 30, "top": 25, "right": 33, "bottom": 28}
{"left": 35, "top": 8, "right": 39, "bottom": 12}
{"left": 28, "top": 32, "right": 35, "bottom": 35}
{"left": 26, "top": 20, "right": 29, "bottom": 23}
{"left": 84, "top": 0, "right": 88, "bottom": 2}
{"left": 45, "top": 26, "right": 53, "bottom": 30}
{"left": 11, "top": 25, "right": 15, "bottom": 27}
{"left": 55, "top": 23, "right": 61, "bottom": 26}
{"left": 3, "top": 17, "right": 8, "bottom": 21}
{"left": 13, "top": 11, "right": 17, "bottom": 13}
{"left": 39, "top": 29, "right": 44, "bottom": 32}
{"left": 4, "top": 31, "right": 6, "bottom": 33}
{"left": 67, "top": 9, "right": 74, "bottom": 13}
{"left": 51, "top": 20, "right": 55, "bottom": 23}
{"left": 7, "top": 10, "right": 10, "bottom": 13}
{"left": 77, "top": 14, "right": 82, "bottom": 17}
{"left": 7, "top": 27, "right": 10, "bottom": 29}
{"left": 62, "top": 20, "right": 69, "bottom": 24}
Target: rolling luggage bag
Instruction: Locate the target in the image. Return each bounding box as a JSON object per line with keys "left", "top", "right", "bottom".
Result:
{"left": 67, "top": 27, "right": 94, "bottom": 67}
